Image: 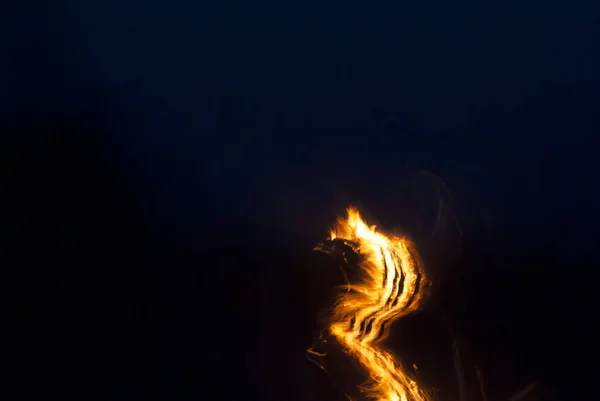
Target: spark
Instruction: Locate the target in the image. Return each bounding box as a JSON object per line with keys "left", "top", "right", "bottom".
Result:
{"left": 310, "top": 207, "right": 432, "bottom": 401}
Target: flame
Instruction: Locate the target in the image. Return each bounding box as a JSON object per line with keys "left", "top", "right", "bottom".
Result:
{"left": 311, "top": 207, "right": 432, "bottom": 401}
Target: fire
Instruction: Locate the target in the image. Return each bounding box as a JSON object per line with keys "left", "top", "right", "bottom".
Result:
{"left": 308, "top": 207, "right": 432, "bottom": 401}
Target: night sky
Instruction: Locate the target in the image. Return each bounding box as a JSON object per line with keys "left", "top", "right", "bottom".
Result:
{"left": 4, "top": 1, "right": 600, "bottom": 401}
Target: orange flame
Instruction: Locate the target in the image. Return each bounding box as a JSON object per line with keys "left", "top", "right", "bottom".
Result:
{"left": 310, "top": 207, "right": 432, "bottom": 401}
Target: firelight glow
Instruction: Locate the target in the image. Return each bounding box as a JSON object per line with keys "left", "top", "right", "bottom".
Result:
{"left": 308, "top": 207, "right": 432, "bottom": 401}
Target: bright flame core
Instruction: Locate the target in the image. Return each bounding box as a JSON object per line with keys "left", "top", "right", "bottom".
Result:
{"left": 310, "top": 207, "right": 432, "bottom": 401}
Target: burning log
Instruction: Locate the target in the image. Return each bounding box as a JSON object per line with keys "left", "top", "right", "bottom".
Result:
{"left": 306, "top": 206, "right": 551, "bottom": 401}
{"left": 307, "top": 207, "right": 432, "bottom": 401}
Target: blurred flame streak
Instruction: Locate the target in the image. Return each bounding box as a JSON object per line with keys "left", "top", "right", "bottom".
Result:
{"left": 320, "top": 207, "right": 432, "bottom": 401}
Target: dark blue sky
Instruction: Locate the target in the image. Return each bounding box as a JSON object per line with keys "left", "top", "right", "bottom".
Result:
{"left": 5, "top": 2, "right": 600, "bottom": 400}
{"left": 6, "top": 0, "right": 600, "bottom": 249}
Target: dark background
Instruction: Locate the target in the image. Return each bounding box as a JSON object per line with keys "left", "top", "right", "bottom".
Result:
{"left": 4, "top": 1, "right": 599, "bottom": 400}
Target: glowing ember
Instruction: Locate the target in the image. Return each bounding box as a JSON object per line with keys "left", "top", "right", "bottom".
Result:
{"left": 308, "top": 207, "right": 432, "bottom": 401}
